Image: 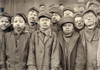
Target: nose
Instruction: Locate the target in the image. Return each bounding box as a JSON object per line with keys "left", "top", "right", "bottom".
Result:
{"left": 66, "top": 26, "right": 69, "bottom": 29}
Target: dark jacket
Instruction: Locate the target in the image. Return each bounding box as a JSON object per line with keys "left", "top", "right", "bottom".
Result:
{"left": 58, "top": 31, "right": 84, "bottom": 70}
{"left": 2, "top": 30, "right": 30, "bottom": 70}
{"left": 27, "top": 29, "right": 60, "bottom": 70}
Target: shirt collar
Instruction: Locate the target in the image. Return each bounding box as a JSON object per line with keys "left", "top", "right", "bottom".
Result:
{"left": 13, "top": 28, "right": 27, "bottom": 35}
{"left": 38, "top": 28, "right": 52, "bottom": 37}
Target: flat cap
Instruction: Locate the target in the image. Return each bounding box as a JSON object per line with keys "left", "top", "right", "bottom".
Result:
{"left": 38, "top": 11, "right": 52, "bottom": 19}
{"left": 59, "top": 16, "right": 74, "bottom": 26}
{"left": 83, "top": 9, "right": 97, "bottom": 16}
{"left": 49, "top": 6, "right": 63, "bottom": 17}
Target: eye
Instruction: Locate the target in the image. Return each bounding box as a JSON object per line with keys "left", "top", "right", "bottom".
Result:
{"left": 1, "top": 20, "right": 4, "bottom": 22}
{"left": 5, "top": 21, "right": 9, "bottom": 23}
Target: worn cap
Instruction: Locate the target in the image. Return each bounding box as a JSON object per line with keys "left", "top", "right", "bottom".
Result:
{"left": 63, "top": 7, "right": 74, "bottom": 13}
{"left": 49, "top": 6, "right": 63, "bottom": 17}
{"left": 29, "top": 7, "right": 39, "bottom": 13}
{"left": 74, "top": 13, "right": 83, "bottom": 18}
{"left": 83, "top": 9, "right": 97, "bottom": 16}
{"left": 59, "top": 16, "right": 74, "bottom": 27}
{"left": 38, "top": 11, "right": 52, "bottom": 19}
{"left": 88, "top": 0, "right": 100, "bottom": 8}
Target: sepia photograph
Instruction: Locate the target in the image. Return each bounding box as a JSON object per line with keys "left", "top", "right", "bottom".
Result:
{"left": 0, "top": 0, "right": 100, "bottom": 70}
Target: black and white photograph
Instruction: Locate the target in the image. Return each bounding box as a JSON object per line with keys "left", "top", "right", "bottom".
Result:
{"left": 0, "top": 0, "right": 100, "bottom": 70}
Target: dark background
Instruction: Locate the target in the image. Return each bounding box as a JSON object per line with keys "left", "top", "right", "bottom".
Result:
{"left": 0, "top": 0, "right": 99, "bottom": 15}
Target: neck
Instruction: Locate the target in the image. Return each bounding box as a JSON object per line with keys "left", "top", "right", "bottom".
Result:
{"left": 40, "top": 27, "right": 49, "bottom": 32}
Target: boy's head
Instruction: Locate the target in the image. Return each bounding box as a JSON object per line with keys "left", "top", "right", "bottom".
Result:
{"left": 39, "top": 4, "right": 46, "bottom": 11}
{"left": 74, "top": 13, "right": 84, "bottom": 30}
{"left": 12, "top": 13, "right": 28, "bottom": 33}
{"left": 60, "top": 16, "right": 74, "bottom": 34}
{"left": 49, "top": 6, "right": 63, "bottom": 24}
{"left": 63, "top": 7, "right": 74, "bottom": 17}
{"left": 83, "top": 9, "right": 97, "bottom": 29}
{"left": 86, "top": 0, "right": 100, "bottom": 11}
{"left": 28, "top": 7, "right": 39, "bottom": 26}
{"left": 38, "top": 11, "right": 52, "bottom": 30}
{"left": 0, "top": 12, "right": 11, "bottom": 31}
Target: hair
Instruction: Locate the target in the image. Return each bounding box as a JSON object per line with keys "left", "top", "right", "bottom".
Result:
{"left": 12, "top": 13, "right": 28, "bottom": 24}
{"left": 0, "top": 12, "right": 12, "bottom": 23}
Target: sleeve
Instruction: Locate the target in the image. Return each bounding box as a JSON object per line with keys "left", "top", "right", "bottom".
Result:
{"left": 51, "top": 33, "right": 60, "bottom": 70}
{"left": 75, "top": 37, "right": 86, "bottom": 70}
{"left": 0, "top": 35, "right": 6, "bottom": 70}
{"left": 27, "top": 33, "right": 37, "bottom": 70}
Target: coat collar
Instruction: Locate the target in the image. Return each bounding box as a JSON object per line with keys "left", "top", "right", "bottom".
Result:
{"left": 59, "top": 31, "right": 79, "bottom": 53}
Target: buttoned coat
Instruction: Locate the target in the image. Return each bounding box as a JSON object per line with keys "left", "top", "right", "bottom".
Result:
{"left": 2, "top": 31, "right": 30, "bottom": 70}
{"left": 58, "top": 31, "right": 84, "bottom": 70}
{"left": 27, "top": 30, "right": 60, "bottom": 70}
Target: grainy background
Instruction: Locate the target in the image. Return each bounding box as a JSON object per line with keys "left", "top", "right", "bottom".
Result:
{"left": 0, "top": 0, "right": 99, "bottom": 15}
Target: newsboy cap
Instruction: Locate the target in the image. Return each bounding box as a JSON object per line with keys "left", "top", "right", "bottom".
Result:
{"left": 87, "top": 0, "right": 100, "bottom": 8}
{"left": 83, "top": 9, "right": 97, "bottom": 17}
{"left": 38, "top": 11, "right": 52, "bottom": 19}
{"left": 29, "top": 7, "right": 39, "bottom": 13}
{"left": 63, "top": 7, "right": 74, "bottom": 13}
{"left": 59, "top": 16, "right": 74, "bottom": 27}
{"left": 49, "top": 6, "right": 63, "bottom": 17}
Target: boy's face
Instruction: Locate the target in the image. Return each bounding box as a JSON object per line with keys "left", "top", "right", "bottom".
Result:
{"left": 52, "top": 13, "right": 61, "bottom": 23}
{"left": 13, "top": 16, "right": 26, "bottom": 33}
{"left": 0, "top": 17, "right": 11, "bottom": 30}
{"left": 62, "top": 23, "right": 74, "bottom": 34}
{"left": 28, "top": 10, "right": 38, "bottom": 25}
{"left": 39, "top": 17, "right": 51, "bottom": 29}
{"left": 74, "top": 16, "right": 84, "bottom": 29}
{"left": 89, "top": 4, "right": 98, "bottom": 10}
{"left": 83, "top": 12, "right": 97, "bottom": 26}
{"left": 64, "top": 10, "right": 74, "bottom": 17}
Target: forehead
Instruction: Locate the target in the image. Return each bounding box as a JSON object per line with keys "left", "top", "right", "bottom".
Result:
{"left": 75, "top": 16, "right": 82, "bottom": 20}
{"left": 83, "top": 12, "right": 96, "bottom": 17}
{"left": 63, "top": 22, "right": 73, "bottom": 25}
{"left": 14, "top": 16, "right": 24, "bottom": 20}
{"left": 64, "top": 10, "right": 73, "bottom": 13}
{"left": 39, "top": 17, "right": 50, "bottom": 20}
{"left": 0, "top": 16, "right": 9, "bottom": 20}
{"left": 29, "top": 10, "right": 38, "bottom": 14}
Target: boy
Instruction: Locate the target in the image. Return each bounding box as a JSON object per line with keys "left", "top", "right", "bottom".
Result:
{"left": 27, "top": 7, "right": 39, "bottom": 33}
{"left": 74, "top": 13, "right": 85, "bottom": 32}
{"left": 2, "top": 13, "right": 30, "bottom": 70}
{"left": 49, "top": 6, "right": 63, "bottom": 33}
{"left": 0, "top": 12, "right": 12, "bottom": 34}
{"left": 27, "top": 11, "right": 60, "bottom": 70}
{"left": 75, "top": 9, "right": 100, "bottom": 70}
{"left": 0, "top": 12, "right": 12, "bottom": 70}
{"left": 58, "top": 16, "right": 82, "bottom": 70}
{"left": 63, "top": 7, "right": 74, "bottom": 17}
